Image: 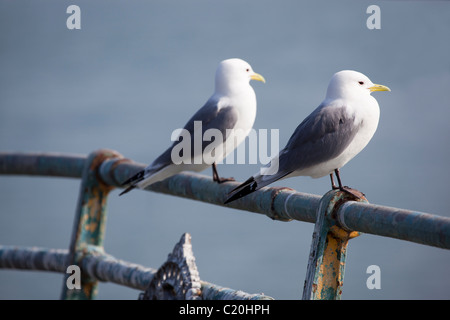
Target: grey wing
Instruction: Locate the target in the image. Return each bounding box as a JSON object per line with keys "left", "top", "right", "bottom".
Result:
{"left": 181, "top": 98, "right": 239, "bottom": 149}
{"left": 225, "top": 103, "right": 361, "bottom": 203}
{"left": 148, "top": 98, "right": 239, "bottom": 170}
{"left": 276, "top": 103, "right": 360, "bottom": 174}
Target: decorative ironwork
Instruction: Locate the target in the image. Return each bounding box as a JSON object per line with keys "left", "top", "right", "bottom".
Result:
{"left": 139, "top": 233, "right": 202, "bottom": 300}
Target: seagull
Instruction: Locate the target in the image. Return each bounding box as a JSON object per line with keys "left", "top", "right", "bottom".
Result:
{"left": 120, "top": 58, "right": 265, "bottom": 196}
{"left": 225, "top": 70, "right": 390, "bottom": 204}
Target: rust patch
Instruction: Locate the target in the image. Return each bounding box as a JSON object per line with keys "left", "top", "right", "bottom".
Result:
{"left": 330, "top": 225, "right": 361, "bottom": 241}
{"left": 85, "top": 221, "right": 98, "bottom": 233}
{"left": 105, "top": 157, "right": 132, "bottom": 186}
{"left": 82, "top": 281, "right": 97, "bottom": 299}
{"left": 331, "top": 189, "right": 367, "bottom": 231}
{"left": 89, "top": 149, "right": 123, "bottom": 191}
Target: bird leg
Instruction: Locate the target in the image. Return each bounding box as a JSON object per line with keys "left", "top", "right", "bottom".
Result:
{"left": 333, "top": 168, "right": 366, "bottom": 200}
{"left": 212, "top": 163, "right": 235, "bottom": 184}
{"left": 334, "top": 168, "right": 344, "bottom": 189}
{"left": 330, "top": 173, "right": 339, "bottom": 190}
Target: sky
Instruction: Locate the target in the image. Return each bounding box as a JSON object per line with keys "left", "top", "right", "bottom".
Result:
{"left": 0, "top": 0, "right": 449, "bottom": 300}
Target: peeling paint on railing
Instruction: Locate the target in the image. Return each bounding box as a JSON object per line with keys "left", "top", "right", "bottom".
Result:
{"left": 1, "top": 150, "right": 449, "bottom": 300}
{"left": 0, "top": 245, "right": 273, "bottom": 300}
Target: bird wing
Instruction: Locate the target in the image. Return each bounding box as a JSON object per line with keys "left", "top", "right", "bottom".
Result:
{"left": 276, "top": 102, "right": 360, "bottom": 174}
{"left": 225, "top": 102, "right": 362, "bottom": 203}
{"left": 120, "top": 98, "right": 238, "bottom": 195}
{"left": 150, "top": 97, "right": 239, "bottom": 169}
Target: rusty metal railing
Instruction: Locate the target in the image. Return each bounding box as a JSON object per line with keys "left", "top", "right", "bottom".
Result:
{"left": 1, "top": 149, "right": 449, "bottom": 299}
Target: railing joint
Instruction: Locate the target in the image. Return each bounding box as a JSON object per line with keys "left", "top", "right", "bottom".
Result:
{"left": 302, "top": 189, "right": 367, "bottom": 300}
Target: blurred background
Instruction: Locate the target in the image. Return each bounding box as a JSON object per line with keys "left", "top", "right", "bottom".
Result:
{"left": 1, "top": 0, "right": 449, "bottom": 300}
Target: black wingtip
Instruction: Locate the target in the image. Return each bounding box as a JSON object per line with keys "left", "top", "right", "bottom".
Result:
{"left": 121, "top": 170, "right": 145, "bottom": 186}
{"left": 119, "top": 185, "right": 136, "bottom": 196}
{"left": 119, "top": 170, "right": 146, "bottom": 196}
{"left": 224, "top": 177, "right": 257, "bottom": 204}
{"left": 223, "top": 192, "right": 242, "bottom": 204}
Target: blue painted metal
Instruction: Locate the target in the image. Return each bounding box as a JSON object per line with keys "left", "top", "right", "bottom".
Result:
{"left": 1, "top": 150, "right": 450, "bottom": 300}
{"left": 3, "top": 151, "right": 449, "bottom": 250}
{"left": 61, "top": 149, "right": 123, "bottom": 300}
{"left": 303, "top": 190, "right": 366, "bottom": 300}
{"left": 0, "top": 245, "right": 68, "bottom": 272}
{"left": 75, "top": 244, "right": 157, "bottom": 291}
{"left": 96, "top": 157, "right": 450, "bottom": 249}
{"left": 337, "top": 201, "right": 450, "bottom": 249}
{"left": 99, "top": 157, "right": 320, "bottom": 223}
{"left": 0, "top": 245, "right": 273, "bottom": 300}
{"left": 201, "top": 282, "right": 274, "bottom": 300}
{"left": 0, "top": 152, "right": 85, "bottom": 178}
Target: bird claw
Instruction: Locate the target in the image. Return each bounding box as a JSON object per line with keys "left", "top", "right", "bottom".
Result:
{"left": 215, "top": 177, "right": 235, "bottom": 184}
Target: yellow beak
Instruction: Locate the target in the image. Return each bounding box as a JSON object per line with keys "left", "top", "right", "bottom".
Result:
{"left": 369, "top": 84, "right": 391, "bottom": 92}
{"left": 250, "top": 72, "right": 266, "bottom": 83}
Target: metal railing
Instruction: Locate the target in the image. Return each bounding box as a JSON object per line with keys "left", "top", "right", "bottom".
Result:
{"left": 1, "top": 149, "right": 449, "bottom": 299}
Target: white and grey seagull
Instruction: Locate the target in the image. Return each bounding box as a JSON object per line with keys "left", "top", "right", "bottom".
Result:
{"left": 120, "top": 58, "right": 265, "bottom": 196}
{"left": 225, "top": 70, "right": 390, "bottom": 204}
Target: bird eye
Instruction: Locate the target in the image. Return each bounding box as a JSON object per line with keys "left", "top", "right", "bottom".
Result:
{"left": 246, "top": 68, "right": 250, "bottom": 72}
{"left": 358, "top": 81, "right": 364, "bottom": 85}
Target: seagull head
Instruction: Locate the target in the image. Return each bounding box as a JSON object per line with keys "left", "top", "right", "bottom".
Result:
{"left": 215, "top": 58, "right": 265, "bottom": 95}
{"left": 326, "top": 70, "right": 390, "bottom": 101}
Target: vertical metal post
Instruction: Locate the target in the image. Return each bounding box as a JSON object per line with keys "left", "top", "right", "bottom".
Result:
{"left": 61, "top": 149, "right": 123, "bottom": 300}
{"left": 302, "top": 189, "right": 367, "bottom": 300}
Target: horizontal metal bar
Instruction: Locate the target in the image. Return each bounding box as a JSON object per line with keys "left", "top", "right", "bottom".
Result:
{"left": 104, "top": 158, "right": 450, "bottom": 249}
{"left": 100, "top": 158, "right": 320, "bottom": 223}
{"left": 0, "top": 245, "right": 157, "bottom": 291}
{"left": 0, "top": 245, "right": 272, "bottom": 300}
{"left": 1, "top": 151, "right": 450, "bottom": 249}
{"left": 0, "top": 152, "right": 86, "bottom": 178}
{"left": 200, "top": 282, "right": 273, "bottom": 300}
{"left": 77, "top": 245, "right": 157, "bottom": 291}
{"left": 0, "top": 152, "right": 319, "bottom": 223}
{"left": 338, "top": 202, "right": 450, "bottom": 249}
{"left": 0, "top": 245, "right": 68, "bottom": 272}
